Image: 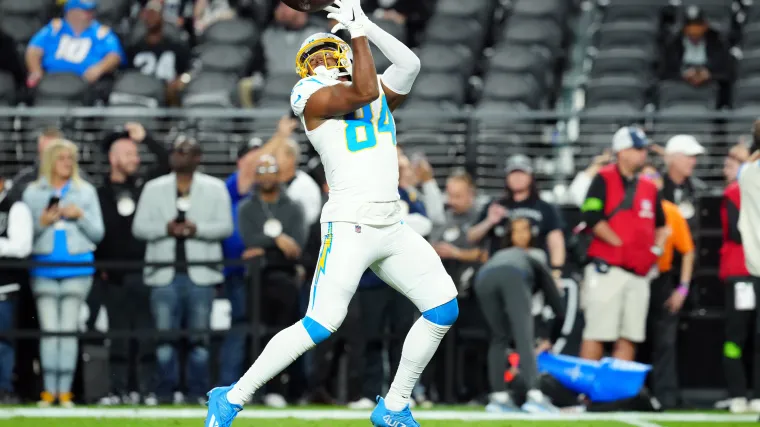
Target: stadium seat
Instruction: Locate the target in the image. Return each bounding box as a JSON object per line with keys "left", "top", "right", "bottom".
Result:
{"left": 409, "top": 72, "right": 466, "bottom": 105}
{"left": 580, "top": 103, "right": 646, "bottom": 139}
{"left": 419, "top": 44, "right": 474, "bottom": 77}
{"left": 201, "top": 18, "right": 259, "bottom": 47}
{"left": 596, "top": 21, "right": 658, "bottom": 51}
{"left": 425, "top": 16, "right": 485, "bottom": 54}
{"left": 371, "top": 45, "right": 392, "bottom": 74}
{"left": 732, "top": 76, "right": 760, "bottom": 108}
{"left": 0, "top": 0, "right": 51, "bottom": 44}
{"left": 95, "top": 0, "right": 130, "bottom": 28}
{"left": 435, "top": 0, "right": 494, "bottom": 23}
{"left": 481, "top": 73, "right": 543, "bottom": 109}
{"left": 657, "top": 80, "right": 718, "bottom": 109}
{"left": 198, "top": 44, "right": 253, "bottom": 77}
{"left": 374, "top": 18, "right": 407, "bottom": 43}
{"left": 181, "top": 72, "right": 238, "bottom": 107}
{"left": 600, "top": 0, "right": 668, "bottom": 23}
{"left": 744, "top": 22, "right": 760, "bottom": 50}
{"left": 0, "top": 72, "right": 16, "bottom": 106}
{"left": 510, "top": 0, "right": 569, "bottom": 27}
{"left": 584, "top": 76, "right": 648, "bottom": 109}
{"left": 488, "top": 44, "right": 548, "bottom": 79}
{"left": 590, "top": 47, "right": 655, "bottom": 79}
{"left": 726, "top": 106, "right": 760, "bottom": 141}
{"left": 260, "top": 23, "right": 325, "bottom": 74}
{"left": 501, "top": 19, "right": 563, "bottom": 57}
{"left": 33, "top": 73, "right": 89, "bottom": 105}
{"left": 108, "top": 71, "right": 165, "bottom": 107}
{"left": 738, "top": 48, "right": 760, "bottom": 78}
{"left": 259, "top": 73, "right": 301, "bottom": 103}
{"left": 474, "top": 100, "right": 535, "bottom": 134}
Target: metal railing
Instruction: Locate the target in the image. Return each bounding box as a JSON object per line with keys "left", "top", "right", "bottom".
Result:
{"left": 1, "top": 107, "right": 755, "bottom": 193}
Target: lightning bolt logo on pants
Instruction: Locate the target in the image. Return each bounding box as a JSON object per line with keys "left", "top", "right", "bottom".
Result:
{"left": 312, "top": 223, "right": 333, "bottom": 308}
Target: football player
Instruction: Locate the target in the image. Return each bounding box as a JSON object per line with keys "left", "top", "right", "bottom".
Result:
{"left": 204, "top": 1, "right": 458, "bottom": 426}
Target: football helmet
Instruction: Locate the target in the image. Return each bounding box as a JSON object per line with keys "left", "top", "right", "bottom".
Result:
{"left": 295, "top": 32, "right": 353, "bottom": 80}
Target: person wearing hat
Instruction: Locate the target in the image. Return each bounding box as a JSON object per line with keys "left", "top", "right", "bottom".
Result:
{"left": 468, "top": 154, "right": 566, "bottom": 280}
{"left": 25, "top": 0, "right": 125, "bottom": 87}
{"left": 661, "top": 134, "right": 708, "bottom": 228}
{"left": 126, "top": 0, "right": 192, "bottom": 106}
{"left": 94, "top": 121, "right": 169, "bottom": 406}
{"left": 218, "top": 116, "right": 298, "bottom": 387}
{"left": 0, "top": 171, "right": 33, "bottom": 404}
{"left": 660, "top": 5, "right": 730, "bottom": 87}
{"left": 132, "top": 134, "right": 233, "bottom": 404}
{"left": 579, "top": 126, "right": 668, "bottom": 363}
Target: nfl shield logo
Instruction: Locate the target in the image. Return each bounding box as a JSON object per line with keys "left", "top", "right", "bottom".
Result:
{"left": 355, "top": 225, "right": 362, "bottom": 233}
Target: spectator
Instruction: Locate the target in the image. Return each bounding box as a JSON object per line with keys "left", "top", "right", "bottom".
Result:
{"left": 429, "top": 170, "right": 482, "bottom": 290}
{"left": 474, "top": 217, "right": 565, "bottom": 413}
{"left": 219, "top": 117, "right": 296, "bottom": 386}
{"left": 277, "top": 137, "right": 322, "bottom": 232}
{"left": 132, "top": 135, "right": 233, "bottom": 405}
{"left": 720, "top": 150, "right": 760, "bottom": 414}
{"left": 94, "top": 122, "right": 170, "bottom": 406}
{"left": 398, "top": 149, "right": 445, "bottom": 227}
{"left": 0, "top": 172, "right": 33, "bottom": 404}
{"left": 723, "top": 143, "right": 750, "bottom": 184}
{"left": 579, "top": 126, "right": 667, "bottom": 362}
{"left": 127, "top": 0, "right": 192, "bottom": 106}
{"left": 640, "top": 164, "right": 695, "bottom": 410}
{"left": 159, "top": 0, "right": 193, "bottom": 29}
{"left": 468, "top": 155, "right": 566, "bottom": 280}
{"left": 660, "top": 5, "right": 731, "bottom": 86}
{"left": 25, "top": 0, "right": 125, "bottom": 91}
{"left": 237, "top": 154, "right": 305, "bottom": 408}
{"left": 193, "top": 0, "right": 237, "bottom": 36}
{"left": 661, "top": 135, "right": 708, "bottom": 225}
{"left": 8, "top": 127, "right": 67, "bottom": 203}
{"left": 23, "top": 139, "right": 104, "bottom": 407}
{"left": 260, "top": 2, "right": 325, "bottom": 74}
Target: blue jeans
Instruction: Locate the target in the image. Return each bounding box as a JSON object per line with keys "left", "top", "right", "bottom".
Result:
{"left": 0, "top": 299, "right": 15, "bottom": 392}
{"left": 151, "top": 274, "right": 215, "bottom": 399}
{"left": 218, "top": 274, "right": 247, "bottom": 385}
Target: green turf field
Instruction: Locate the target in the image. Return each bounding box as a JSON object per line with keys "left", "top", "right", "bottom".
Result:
{"left": 0, "top": 421, "right": 754, "bottom": 427}
{"left": 0, "top": 408, "right": 755, "bottom": 427}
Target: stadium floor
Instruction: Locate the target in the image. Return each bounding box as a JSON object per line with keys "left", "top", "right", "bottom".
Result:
{"left": 0, "top": 408, "right": 756, "bottom": 427}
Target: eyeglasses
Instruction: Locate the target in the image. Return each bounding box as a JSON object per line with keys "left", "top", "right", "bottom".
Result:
{"left": 642, "top": 172, "right": 661, "bottom": 180}
{"left": 256, "top": 165, "right": 278, "bottom": 175}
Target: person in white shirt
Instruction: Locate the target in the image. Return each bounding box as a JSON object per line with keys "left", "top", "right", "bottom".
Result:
{"left": 0, "top": 172, "right": 33, "bottom": 403}
{"left": 277, "top": 138, "right": 323, "bottom": 231}
{"left": 738, "top": 127, "right": 760, "bottom": 277}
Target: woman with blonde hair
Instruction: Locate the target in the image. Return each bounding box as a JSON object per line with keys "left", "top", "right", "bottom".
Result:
{"left": 22, "top": 139, "right": 104, "bottom": 407}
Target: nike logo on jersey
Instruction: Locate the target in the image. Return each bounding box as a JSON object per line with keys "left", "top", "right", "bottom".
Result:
{"left": 294, "top": 94, "right": 302, "bottom": 104}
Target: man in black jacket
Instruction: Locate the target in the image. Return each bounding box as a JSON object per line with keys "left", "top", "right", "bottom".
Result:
{"left": 94, "top": 122, "right": 170, "bottom": 406}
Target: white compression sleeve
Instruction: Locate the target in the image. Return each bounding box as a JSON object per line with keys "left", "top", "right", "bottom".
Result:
{"left": 365, "top": 21, "right": 421, "bottom": 95}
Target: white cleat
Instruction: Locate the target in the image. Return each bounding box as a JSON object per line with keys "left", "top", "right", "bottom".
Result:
{"left": 730, "top": 397, "right": 748, "bottom": 413}
{"left": 263, "top": 393, "right": 287, "bottom": 408}
{"left": 347, "top": 397, "right": 375, "bottom": 410}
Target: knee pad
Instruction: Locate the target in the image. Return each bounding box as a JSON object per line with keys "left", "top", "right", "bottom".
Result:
{"left": 301, "top": 316, "right": 332, "bottom": 345}
{"left": 422, "top": 298, "right": 459, "bottom": 327}
{"left": 724, "top": 341, "right": 742, "bottom": 359}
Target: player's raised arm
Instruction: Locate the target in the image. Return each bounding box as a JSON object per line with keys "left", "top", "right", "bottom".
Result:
{"left": 304, "top": 0, "right": 379, "bottom": 119}
{"left": 364, "top": 16, "right": 421, "bottom": 111}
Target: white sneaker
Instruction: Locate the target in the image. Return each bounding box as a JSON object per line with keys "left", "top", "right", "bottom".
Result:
{"left": 263, "top": 393, "right": 287, "bottom": 408}
{"left": 730, "top": 397, "right": 748, "bottom": 413}
{"left": 347, "top": 397, "right": 375, "bottom": 410}
{"left": 173, "top": 391, "right": 185, "bottom": 405}
{"left": 143, "top": 393, "right": 158, "bottom": 406}
{"left": 521, "top": 389, "right": 561, "bottom": 413}
{"left": 749, "top": 399, "right": 760, "bottom": 412}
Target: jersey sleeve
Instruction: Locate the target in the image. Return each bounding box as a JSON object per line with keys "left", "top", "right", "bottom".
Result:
{"left": 290, "top": 77, "right": 339, "bottom": 117}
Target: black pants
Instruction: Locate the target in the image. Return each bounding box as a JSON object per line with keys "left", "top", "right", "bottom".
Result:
{"left": 358, "top": 286, "right": 416, "bottom": 400}
{"left": 260, "top": 270, "right": 302, "bottom": 398}
{"left": 104, "top": 273, "right": 155, "bottom": 395}
{"left": 647, "top": 271, "right": 679, "bottom": 408}
{"left": 474, "top": 266, "right": 537, "bottom": 393}
{"left": 308, "top": 294, "right": 363, "bottom": 402}
{"left": 724, "top": 276, "right": 760, "bottom": 398}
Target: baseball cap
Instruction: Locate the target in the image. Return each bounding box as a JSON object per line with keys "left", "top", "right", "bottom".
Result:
{"left": 684, "top": 5, "right": 706, "bottom": 25}
{"left": 144, "top": 0, "right": 162, "bottom": 11}
{"left": 612, "top": 126, "right": 649, "bottom": 153}
{"left": 64, "top": 0, "right": 97, "bottom": 13}
{"left": 665, "top": 134, "right": 705, "bottom": 156}
{"left": 505, "top": 154, "right": 533, "bottom": 175}
{"left": 237, "top": 137, "right": 264, "bottom": 159}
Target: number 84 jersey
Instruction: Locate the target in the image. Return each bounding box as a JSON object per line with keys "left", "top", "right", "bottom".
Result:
{"left": 291, "top": 75, "right": 402, "bottom": 226}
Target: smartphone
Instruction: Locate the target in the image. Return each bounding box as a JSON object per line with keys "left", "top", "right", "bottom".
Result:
{"left": 47, "top": 196, "right": 60, "bottom": 208}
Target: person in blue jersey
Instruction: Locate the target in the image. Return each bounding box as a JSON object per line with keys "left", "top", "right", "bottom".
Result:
{"left": 25, "top": 0, "right": 125, "bottom": 89}
{"left": 350, "top": 152, "right": 432, "bottom": 409}
{"left": 22, "top": 139, "right": 104, "bottom": 407}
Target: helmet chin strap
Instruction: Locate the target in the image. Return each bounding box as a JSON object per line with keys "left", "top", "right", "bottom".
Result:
{"left": 313, "top": 65, "right": 339, "bottom": 80}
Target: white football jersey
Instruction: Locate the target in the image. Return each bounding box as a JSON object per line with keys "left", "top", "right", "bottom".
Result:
{"left": 291, "top": 75, "right": 402, "bottom": 225}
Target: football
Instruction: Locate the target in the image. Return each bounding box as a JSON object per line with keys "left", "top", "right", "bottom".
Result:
{"left": 281, "top": 0, "right": 335, "bottom": 12}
